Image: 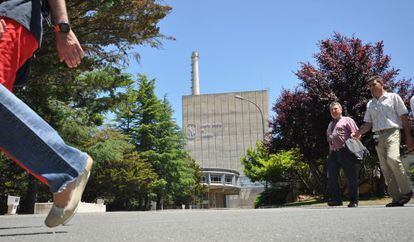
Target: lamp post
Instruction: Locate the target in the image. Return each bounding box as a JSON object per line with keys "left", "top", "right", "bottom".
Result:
{"left": 235, "top": 95, "right": 266, "bottom": 139}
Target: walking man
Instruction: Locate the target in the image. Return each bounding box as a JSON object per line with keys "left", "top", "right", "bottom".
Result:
{"left": 326, "top": 102, "right": 360, "bottom": 207}
{"left": 0, "top": 0, "right": 93, "bottom": 226}
{"left": 352, "top": 76, "right": 413, "bottom": 207}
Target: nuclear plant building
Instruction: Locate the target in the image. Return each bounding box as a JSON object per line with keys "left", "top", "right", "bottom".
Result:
{"left": 183, "top": 51, "right": 268, "bottom": 208}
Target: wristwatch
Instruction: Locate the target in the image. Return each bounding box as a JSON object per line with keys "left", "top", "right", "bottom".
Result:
{"left": 53, "top": 22, "right": 71, "bottom": 33}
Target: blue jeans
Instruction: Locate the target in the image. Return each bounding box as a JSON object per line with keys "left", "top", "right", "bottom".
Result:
{"left": 0, "top": 84, "right": 88, "bottom": 193}
{"left": 327, "top": 148, "right": 360, "bottom": 203}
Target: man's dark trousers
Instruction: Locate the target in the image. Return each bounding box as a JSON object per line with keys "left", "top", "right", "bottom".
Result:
{"left": 327, "top": 148, "right": 360, "bottom": 203}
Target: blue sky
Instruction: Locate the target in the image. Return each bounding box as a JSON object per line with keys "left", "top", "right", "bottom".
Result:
{"left": 126, "top": 0, "right": 414, "bottom": 126}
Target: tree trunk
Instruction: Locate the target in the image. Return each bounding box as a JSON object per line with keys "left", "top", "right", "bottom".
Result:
{"left": 295, "top": 171, "right": 313, "bottom": 194}
{"left": 308, "top": 160, "right": 325, "bottom": 194}
{"left": 156, "top": 195, "right": 164, "bottom": 210}
{"left": 144, "top": 195, "right": 149, "bottom": 210}
{"left": 21, "top": 176, "right": 38, "bottom": 214}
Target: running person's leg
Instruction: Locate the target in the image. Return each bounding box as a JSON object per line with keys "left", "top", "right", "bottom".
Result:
{"left": 0, "top": 17, "right": 92, "bottom": 227}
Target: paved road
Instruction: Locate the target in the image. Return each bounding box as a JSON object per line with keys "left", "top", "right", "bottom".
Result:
{"left": 0, "top": 205, "right": 413, "bottom": 241}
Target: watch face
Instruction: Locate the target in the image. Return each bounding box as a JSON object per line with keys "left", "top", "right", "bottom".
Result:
{"left": 60, "top": 23, "right": 70, "bottom": 33}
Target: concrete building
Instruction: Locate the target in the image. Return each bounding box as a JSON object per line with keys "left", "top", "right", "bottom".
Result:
{"left": 182, "top": 51, "right": 268, "bottom": 208}
{"left": 183, "top": 90, "right": 268, "bottom": 208}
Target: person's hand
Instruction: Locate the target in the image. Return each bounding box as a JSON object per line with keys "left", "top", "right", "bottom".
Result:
{"left": 0, "top": 19, "right": 6, "bottom": 39}
{"left": 55, "top": 30, "right": 84, "bottom": 68}
{"left": 351, "top": 131, "right": 361, "bottom": 140}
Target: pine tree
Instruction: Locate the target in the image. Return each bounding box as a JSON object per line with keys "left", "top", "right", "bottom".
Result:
{"left": 115, "top": 75, "right": 203, "bottom": 209}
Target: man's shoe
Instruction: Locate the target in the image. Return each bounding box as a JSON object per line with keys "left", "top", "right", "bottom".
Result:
{"left": 45, "top": 157, "right": 93, "bottom": 228}
{"left": 385, "top": 201, "right": 404, "bottom": 207}
{"left": 347, "top": 202, "right": 358, "bottom": 208}
{"left": 397, "top": 191, "right": 413, "bottom": 205}
{"left": 327, "top": 202, "right": 343, "bottom": 206}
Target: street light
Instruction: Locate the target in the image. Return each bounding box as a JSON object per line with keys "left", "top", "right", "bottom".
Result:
{"left": 235, "top": 95, "right": 266, "bottom": 139}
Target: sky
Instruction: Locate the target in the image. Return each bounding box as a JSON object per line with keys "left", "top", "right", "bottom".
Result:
{"left": 126, "top": 0, "right": 414, "bottom": 126}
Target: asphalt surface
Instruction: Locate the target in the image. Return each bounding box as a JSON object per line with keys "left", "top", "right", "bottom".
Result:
{"left": 0, "top": 205, "right": 413, "bottom": 242}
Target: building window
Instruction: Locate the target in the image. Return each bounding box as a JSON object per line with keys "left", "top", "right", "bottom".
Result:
{"left": 210, "top": 175, "right": 222, "bottom": 184}
{"left": 201, "top": 176, "right": 207, "bottom": 183}
{"left": 225, "top": 176, "right": 233, "bottom": 185}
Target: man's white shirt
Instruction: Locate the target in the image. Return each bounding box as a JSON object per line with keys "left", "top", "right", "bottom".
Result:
{"left": 364, "top": 92, "right": 408, "bottom": 132}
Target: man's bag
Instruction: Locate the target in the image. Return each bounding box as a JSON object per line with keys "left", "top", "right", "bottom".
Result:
{"left": 345, "top": 138, "right": 369, "bottom": 162}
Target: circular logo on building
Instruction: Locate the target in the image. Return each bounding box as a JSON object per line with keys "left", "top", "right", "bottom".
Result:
{"left": 186, "top": 124, "right": 197, "bottom": 139}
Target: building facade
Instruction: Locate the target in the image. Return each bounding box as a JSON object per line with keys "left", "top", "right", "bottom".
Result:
{"left": 182, "top": 90, "right": 268, "bottom": 208}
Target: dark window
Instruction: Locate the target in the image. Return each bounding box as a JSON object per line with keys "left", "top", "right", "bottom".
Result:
{"left": 225, "top": 176, "right": 233, "bottom": 184}
{"left": 211, "top": 175, "right": 222, "bottom": 183}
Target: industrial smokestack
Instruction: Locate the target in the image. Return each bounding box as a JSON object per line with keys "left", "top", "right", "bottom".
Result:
{"left": 191, "top": 51, "right": 200, "bottom": 95}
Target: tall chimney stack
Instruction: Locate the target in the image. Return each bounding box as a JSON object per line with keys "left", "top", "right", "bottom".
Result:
{"left": 191, "top": 51, "right": 200, "bottom": 95}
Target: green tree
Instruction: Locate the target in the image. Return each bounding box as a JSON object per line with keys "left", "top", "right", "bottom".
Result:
{"left": 242, "top": 142, "right": 308, "bottom": 186}
{"left": 84, "top": 128, "right": 158, "bottom": 210}
{"left": 241, "top": 142, "right": 309, "bottom": 207}
{"left": 17, "top": 0, "right": 172, "bottom": 121}
{"left": 0, "top": 154, "right": 28, "bottom": 214}
{"left": 114, "top": 75, "right": 203, "bottom": 209}
{"left": 172, "top": 155, "right": 206, "bottom": 207}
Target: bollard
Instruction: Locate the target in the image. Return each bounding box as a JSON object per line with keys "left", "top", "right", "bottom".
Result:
{"left": 6, "top": 196, "right": 20, "bottom": 215}
{"left": 150, "top": 201, "right": 157, "bottom": 211}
